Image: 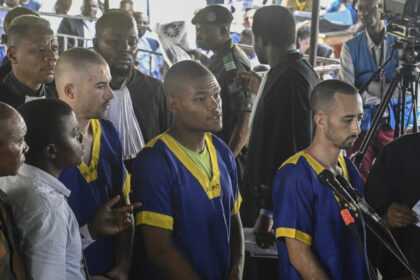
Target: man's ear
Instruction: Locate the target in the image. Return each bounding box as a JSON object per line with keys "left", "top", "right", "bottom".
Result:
{"left": 7, "top": 47, "right": 17, "bottom": 64}
{"left": 63, "top": 83, "right": 75, "bottom": 99}
{"left": 314, "top": 111, "right": 328, "bottom": 130}
{"left": 43, "top": 144, "right": 57, "bottom": 160}
{"left": 167, "top": 95, "right": 179, "bottom": 116}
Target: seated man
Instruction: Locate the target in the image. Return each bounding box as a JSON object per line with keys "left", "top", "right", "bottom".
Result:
{"left": 273, "top": 80, "right": 367, "bottom": 279}
{"left": 19, "top": 0, "right": 41, "bottom": 11}
{"left": 0, "top": 102, "right": 28, "bottom": 280}
{"left": 132, "top": 60, "right": 244, "bottom": 280}
{"left": 365, "top": 134, "right": 420, "bottom": 279}
{"left": 133, "top": 11, "right": 163, "bottom": 80}
{"left": 0, "top": 15, "right": 58, "bottom": 108}
{"left": 57, "top": 0, "right": 99, "bottom": 53}
{"left": 56, "top": 47, "right": 135, "bottom": 278}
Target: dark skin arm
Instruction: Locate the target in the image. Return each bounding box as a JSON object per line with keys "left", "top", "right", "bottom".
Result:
{"left": 228, "top": 112, "right": 250, "bottom": 158}
{"left": 385, "top": 202, "right": 418, "bottom": 228}
{"left": 106, "top": 195, "right": 135, "bottom": 280}
{"left": 142, "top": 225, "right": 203, "bottom": 280}
{"left": 229, "top": 212, "right": 245, "bottom": 280}
{"left": 285, "top": 238, "right": 330, "bottom": 280}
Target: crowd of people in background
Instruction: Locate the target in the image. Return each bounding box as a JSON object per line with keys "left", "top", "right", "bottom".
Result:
{"left": 0, "top": 0, "right": 419, "bottom": 280}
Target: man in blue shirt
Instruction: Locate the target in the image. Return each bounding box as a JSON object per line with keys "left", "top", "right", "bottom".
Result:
{"left": 19, "top": 0, "right": 41, "bottom": 11}
{"left": 273, "top": 80, "right": 367, "bottom": 279}
{"left": 132, "top": 60, "right": 244, "bottom": 280}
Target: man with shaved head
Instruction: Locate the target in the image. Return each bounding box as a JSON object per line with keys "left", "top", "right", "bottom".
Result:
{"left": 132, "top": 60, "right": 244, "bottom": 280}
{"left": 56, "top": 47, "right": 136, "bottom": 278}
{"left": 272, "top": 80, "right": 366, "bottom": 279}
{"left": 94, "top": 9, "right": 170, "bottom": 171}
{"left": 0, "top": 15, "right": 58, "bottom": 109}
{"left": 0, "top": 102, "right": 27, "bottom": 279}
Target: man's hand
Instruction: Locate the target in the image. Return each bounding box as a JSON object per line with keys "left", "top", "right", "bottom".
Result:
{"left": 385, "top": 202, "right": 418, "bottom": 228}
{"left": 106, "top": 264, "right": 129, "bottom": 280}
{"left": 234, "top": 71, "right": 262, "bottom": 96}
{"left": 253, "top": 214, "right": 275, "bottom": 248}
{"left": 187, "top": 50, "right": 209, "bottom": 66}
{"left": 88, "top": 195, "right": 141, "bottom": 239}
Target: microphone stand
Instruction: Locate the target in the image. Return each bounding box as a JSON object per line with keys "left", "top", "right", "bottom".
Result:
{"left": 319, "top": 170, "right": 420, "bottom": 280}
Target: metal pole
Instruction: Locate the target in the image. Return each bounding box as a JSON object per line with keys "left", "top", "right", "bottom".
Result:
{"left": 147, "top": 0, "right": 150, "bottom": 19}
{"left": 309, "top": 0, "right": 320, "bottom": 67}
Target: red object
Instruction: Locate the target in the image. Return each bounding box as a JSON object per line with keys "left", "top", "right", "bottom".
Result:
{"left": 340, "top": 208, "right": 355, "bottom": 226}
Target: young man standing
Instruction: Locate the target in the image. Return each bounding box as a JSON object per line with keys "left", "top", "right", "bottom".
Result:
{"left": 132, "top": 60, "right": 244, "bottom": 280}
{"left": 273, "top": 80, "right": 367, "bottom": 279}
{"left": 56, "top": 47, "right": 135, "bottom": 279}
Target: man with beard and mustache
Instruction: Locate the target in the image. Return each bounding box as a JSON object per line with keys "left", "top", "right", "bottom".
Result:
{"left": 272, "top": 80, "right": 367, "bottom": 280}
{"left": 339, "top": 0, "right": 408, "bottom": 183}
{"left": 0, "top": 15, "right": 58, "bottom": 109}
{"left": 132, "top": 60, "right": 244, "bottom": 280}
{"left": 56, "top": 48, "right": 137, "bottom": 279}
{"left": 93, "top": 9, "right": 170, "bottom": 171}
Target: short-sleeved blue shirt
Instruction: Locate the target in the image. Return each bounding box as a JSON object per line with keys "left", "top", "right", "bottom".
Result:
{"left": 132, "top": 132, "right": 242, "bottom": 280}
{"left": 273, "top": 151, "right": 367, "bottom": 280}
{"left": 59, "top": 119, "right": 130, "bottom": 276}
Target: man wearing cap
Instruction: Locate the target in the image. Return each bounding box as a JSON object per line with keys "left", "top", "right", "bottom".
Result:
{"left": 192, "top": 5, "right": 252, "bottom": 184}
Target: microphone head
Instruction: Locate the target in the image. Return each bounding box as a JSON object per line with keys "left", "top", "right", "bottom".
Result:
{"left": 318, "top": 169, "right": 335, "bottom": 185}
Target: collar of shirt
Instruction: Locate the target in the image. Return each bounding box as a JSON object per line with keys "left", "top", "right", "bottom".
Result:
{"left": 19, "top": 163, "right": 71, "bottom": 198}
{"left": 3, "top": 72, "right": 47, "bottom": 98}
{"left": 365, "top": 27, "right": 387, "bottom": 50}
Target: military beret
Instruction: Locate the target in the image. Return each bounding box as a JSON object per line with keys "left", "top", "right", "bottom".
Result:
{"left": 191, "top": 5, "right": 233, "bottom": 25}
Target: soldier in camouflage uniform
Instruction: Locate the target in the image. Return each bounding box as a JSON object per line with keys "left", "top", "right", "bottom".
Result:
{"left": 192, "top": 5, "right": 253, "bottom": 182}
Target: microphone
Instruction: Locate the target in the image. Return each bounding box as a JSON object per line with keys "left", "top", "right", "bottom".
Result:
{"left": 335, "top": 175, "right": 387, "bottom": 229}
{"left": 318, "top": 169, "right": 359, "bottom": 213}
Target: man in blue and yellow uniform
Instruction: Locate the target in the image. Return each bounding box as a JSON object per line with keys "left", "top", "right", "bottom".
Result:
{"left": 191, "top": 5, "right": 252, "bottom": 183}
{"left": 132, "top": 60, "right": 244, "bottom": 280}
{"left": 55, "top": 48, "right": 135, "bottom": 278}
{"left": 273, "top": 80, "right": 367, "bottom": 279}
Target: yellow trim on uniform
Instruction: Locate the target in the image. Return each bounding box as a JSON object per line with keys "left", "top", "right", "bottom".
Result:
{"left": 122, "top": 171, "right": 131, "bottom": 198}
{"left": 161, "top": 133, "right": 222, "bottom": 199}
{"left": 338, "top": 155, "right": 349, "bottom": 180}
{"left": 136, "top": 211, "right": 174, "bottom": 231}
{"left": 231, "top": 192, "right": 242, "bottom": 216}
{"left": 77, "top": 119, "right": 101, "bottom": 183}
{"left": 276, "top": 227, "right": 312, "bottom": 246}
{"left": 145, "top": 134, "right": 163, "bottom": 148}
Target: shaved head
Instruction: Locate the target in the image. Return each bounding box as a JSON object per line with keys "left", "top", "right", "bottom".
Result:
{"left": 55, "top": 47, "right": 109, "bottom": 96}
{"left": 7, "top": 15, "right": 51, "bottom": 48}
{"left": 164, "top": 60, "right": 217, "bottom": 97}
{"left": 310, "top": 80, "right": 359, "bottom": 116}
{"left": 0, "top": 102, "right": 28, "bottom": 176}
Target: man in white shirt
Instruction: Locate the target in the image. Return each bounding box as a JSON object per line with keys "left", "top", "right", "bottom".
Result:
{"left": 0, "top": 98, "right": 136, "bottom": 279}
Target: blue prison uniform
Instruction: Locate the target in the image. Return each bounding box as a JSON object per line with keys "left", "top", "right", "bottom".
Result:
{"left": 273, "top": 151, "right": 367, "bottom": 280}
{"left": 132, "top": 132, "right": 242, "bottom": 280}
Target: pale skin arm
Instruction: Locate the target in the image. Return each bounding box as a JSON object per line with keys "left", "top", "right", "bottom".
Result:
{"left": 229, "top": 212, "right": 245, "bottom": 280}
{"left": 285, "top": 237, "right": 330, "bottom": 280}
{"left": 142, "top": 225, "right": 203, "bottom": 280}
